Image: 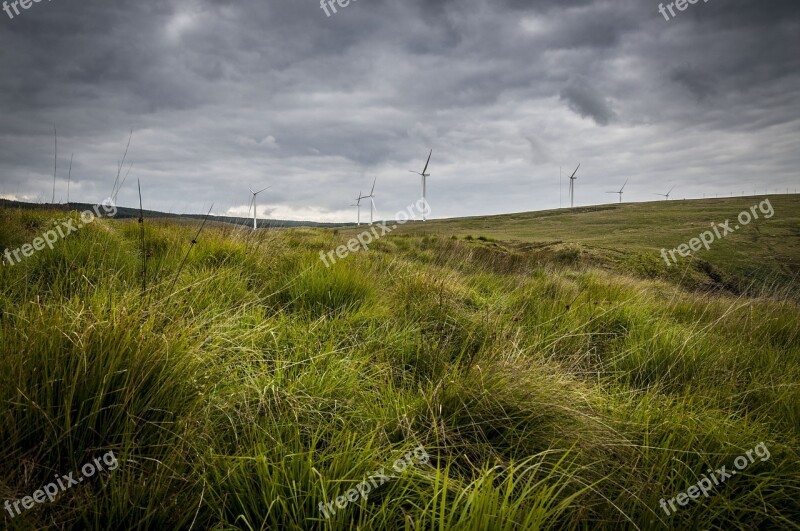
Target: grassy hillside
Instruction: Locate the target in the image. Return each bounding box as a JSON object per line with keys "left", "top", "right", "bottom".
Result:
{"left": 0, "top": 201, "right": 798, "bottom": 530}
{"left": 386, "top": 195, "right": 800, "bottom": 297}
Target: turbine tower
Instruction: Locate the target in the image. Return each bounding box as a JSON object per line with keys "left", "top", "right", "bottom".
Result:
{"left": 350, "top": 191, "right": 364, "bottom": 226}
{"left": 568, "top": 163, "right": 580, "bottom": 208}
{"left": 409, "top": 149, "right": 432, "bottom": 221}
{"left": 362, "top": 177, "right": 377, "bottom": 225}
{"left": 606, "top": 178, "right": 628, "bottom": 204}
{"left": 654, "top": 185, "right": 675, "bottom": 201}
{"left": 248, "top": 185, "right": 270, "bottom": 231}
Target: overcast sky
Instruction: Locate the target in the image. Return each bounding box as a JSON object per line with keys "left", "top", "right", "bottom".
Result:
{"left": 0, "top": 0, "right": 798, "bottom": 222}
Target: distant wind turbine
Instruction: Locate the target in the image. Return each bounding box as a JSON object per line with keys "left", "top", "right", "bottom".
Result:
{"left": 350, "top": 191, "right": 364, "bottom": 226}
{"left": 606, "top": 178, "right": 629, "bottom": 204}
{"left": 654, "top": 185, "right": 675, "bottom": 200}
{"left": 362, "top": 177, "right": 377, "bottom": 225}
{"left": 248, "top": 185, "right": 270, "bottom": 231}
{"left": 568, "top": 163, "right": 580, "bottom": 208}
{"left": 409, "top": 149, "right": 432, "bottom": 221}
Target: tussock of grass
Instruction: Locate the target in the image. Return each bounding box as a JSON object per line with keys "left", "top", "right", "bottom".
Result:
{"left": 0, "top": 207, "right": 798, "bottom": 530}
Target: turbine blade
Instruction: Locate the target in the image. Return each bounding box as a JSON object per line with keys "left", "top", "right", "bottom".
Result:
{"left": 370, "top": 177, "right": 376, "bottom": 195}
{"left": 569, "top": 163, "right": 581, "bottom": 179}
{"left": 422, "top": 149, "right": 432, "bottom": 174}
{"left": 620, "top": 178, "right": 629, "bottom": 192}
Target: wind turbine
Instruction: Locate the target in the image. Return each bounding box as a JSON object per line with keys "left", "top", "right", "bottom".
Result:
{"left": 350, "top": 191, "right": 364, "bottom": 226}
{"left": 606, "top": 178, "right": 628, "bottom": 204}
{"left": 248, "top": 185, "right": 270, "bottom": 231}
{"left": 409, "top": 149, "right": 432, "bottom": 221}
{"left": 362, "top": 177, "right": 377, "bottom": 225}
{"left": 568, "top": 163, "right": 580, "bottom": 208}
{"left": 654, "top": 185, "right": 675, "bottom": 200}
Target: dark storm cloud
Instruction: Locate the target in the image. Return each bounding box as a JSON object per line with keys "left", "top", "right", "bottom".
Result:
{"left": 0, "top": 0, "right": 798, "bottom": 220}
{"left": 669, "top": 65, "right": 716, "bottom": 102}
{"left": 560, "top": 81, "right": 616, "bottom": 126}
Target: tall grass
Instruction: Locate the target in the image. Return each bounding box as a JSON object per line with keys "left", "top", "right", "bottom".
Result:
{"left": 0, "top": 207, "right": 797, "bottom": 530}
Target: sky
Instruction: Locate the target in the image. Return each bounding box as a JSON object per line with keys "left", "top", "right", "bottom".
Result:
{"left": 0, "top": 0, "right": 798, "bottom": 222}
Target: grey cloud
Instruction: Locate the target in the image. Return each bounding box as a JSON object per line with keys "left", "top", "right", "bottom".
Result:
{"left": 524, "top": 136, "right": 552, "bottom": 164}
{"left": 560, "top": 82, "right": 616, "bottom": 126}
{"left": 669, "top": 65, "right": 716, "bottom": 102}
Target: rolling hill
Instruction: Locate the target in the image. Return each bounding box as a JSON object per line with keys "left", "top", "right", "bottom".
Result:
{"left": 0, "top": 197, "right": 798, "bottom": 530}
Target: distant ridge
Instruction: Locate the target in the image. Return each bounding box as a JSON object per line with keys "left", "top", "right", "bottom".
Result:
{"left": 0, "top": 198, "right": 356, "bottom": 229}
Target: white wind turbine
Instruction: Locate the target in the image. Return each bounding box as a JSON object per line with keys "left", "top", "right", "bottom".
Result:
{"left": 654, "top": 185, "right": 675, "bottom": 200}
{"left": 350, "top": 191, "right": 364, "bottom": 226}
{"left": 409, "top": 149, "right": 432, "bottom": 221}
{"left": 568, "top": 163, "right": 580, "bottom": 208}
{"left": 362, "top": 177, "right": 377, "bottom": 225}
{"left": 606, "top": 178, "right": 628, "bottom": 204}
{"left": 248, "top": 185, "right": 270, "bottom": 231}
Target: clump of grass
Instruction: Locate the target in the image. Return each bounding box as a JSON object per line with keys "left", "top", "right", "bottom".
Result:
{"left": 286, "top": 261, "right": 373, "bottom": 317}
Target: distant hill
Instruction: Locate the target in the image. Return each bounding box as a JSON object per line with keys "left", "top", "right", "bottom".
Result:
{"left": 0, "top": 198, "right": 355, "bottom": 229}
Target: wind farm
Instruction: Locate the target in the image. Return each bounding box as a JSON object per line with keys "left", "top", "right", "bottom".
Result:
{"left": 11, "top": 132, "right": 798, "bottom": 230}
{"left": 1, "top": 1, "right": 799, "bottom": 530}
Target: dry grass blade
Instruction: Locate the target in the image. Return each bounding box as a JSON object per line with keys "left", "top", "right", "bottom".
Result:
{"left": 52, "top": 125, "right": 57, "bottom": 204}
{"left": 67, "top": 153, "right": 73, "bottom": 208}
{"left": 109, "top": 129, "right": 133, "bottom": 201}
{"left": 138, "top": 178, "right": 146, "bottom": 296}
{"left": 166, "top": 203, "right": 215, "bottom": 299}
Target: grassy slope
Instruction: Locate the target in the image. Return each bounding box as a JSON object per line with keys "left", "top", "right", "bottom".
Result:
{"left": 386, "top": 195, "right": 800, "bottom": 296}
{"left": 0, "top": 200, "right": 798, "bottom": 530}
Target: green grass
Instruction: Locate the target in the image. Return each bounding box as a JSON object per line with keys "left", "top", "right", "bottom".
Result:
{"left": 0, "top": 199, "right": 798, "bottom": 530}
{"left": 385, "top": 195, "right": 800, "bottom": 297}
